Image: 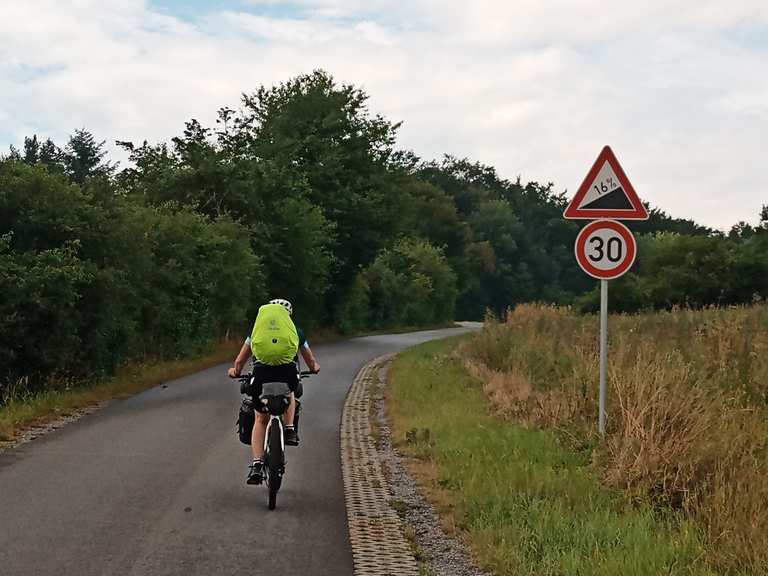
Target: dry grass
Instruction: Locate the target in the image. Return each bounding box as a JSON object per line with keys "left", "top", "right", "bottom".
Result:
{"left": 459, "top": 304, "right": 768, "bottom": 574}
{"left": 389, "top": 338, "right": 713, "bottom": 575}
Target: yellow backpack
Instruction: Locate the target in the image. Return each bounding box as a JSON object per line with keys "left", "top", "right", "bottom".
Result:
{"left": 250, "top": 303, "right": 299, "bottom": 365}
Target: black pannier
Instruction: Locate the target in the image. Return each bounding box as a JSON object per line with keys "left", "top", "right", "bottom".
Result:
{"left": 236, "top": 398, "right": 255, "bottom": 445}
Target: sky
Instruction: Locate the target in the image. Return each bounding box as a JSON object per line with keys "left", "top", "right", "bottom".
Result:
{"left": 1, "top": 0, "right": 766, "bottom": 230}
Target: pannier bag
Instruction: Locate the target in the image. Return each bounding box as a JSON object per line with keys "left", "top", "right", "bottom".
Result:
{"left": 237, "top": 398, "right": 255, "bottom": 445}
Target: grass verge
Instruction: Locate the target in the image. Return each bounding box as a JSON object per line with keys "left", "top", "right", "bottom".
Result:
{"left": 388, "top": 337, "right": 714, "bottom": 576}
{"left": 0, "top": 339, "right": 241, "bottom": 444}
{"left": 460, "top": 304, "right": 768, "bottom": 574}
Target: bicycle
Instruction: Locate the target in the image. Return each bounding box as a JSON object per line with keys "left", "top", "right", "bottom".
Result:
{"left": 236, "top": 370, "right": 314, "bottom": 510}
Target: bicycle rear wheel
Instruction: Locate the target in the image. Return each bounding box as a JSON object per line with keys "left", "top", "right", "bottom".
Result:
{"left": 265, "top": 420, "right": 284, "bottom": 510}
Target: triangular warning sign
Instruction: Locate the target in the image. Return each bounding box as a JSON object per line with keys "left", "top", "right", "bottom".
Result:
{"left": 564, "top": 146, "right": 648, "bottom": 220}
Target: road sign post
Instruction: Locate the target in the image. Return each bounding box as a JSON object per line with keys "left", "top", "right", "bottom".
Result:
{"left": 565, "top": 146, "right": 648, "bottom": 436}
{"left": 599, "top": 279, "right": 608, "bottom": 435}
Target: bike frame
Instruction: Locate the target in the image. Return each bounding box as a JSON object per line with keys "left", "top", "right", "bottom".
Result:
{"left": 264, "top": 414, "right": 285, "bottom": 456}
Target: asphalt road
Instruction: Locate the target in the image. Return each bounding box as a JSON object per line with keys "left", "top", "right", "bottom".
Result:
{"left": 0, "top": 326, "right": 474, "bottom": 576}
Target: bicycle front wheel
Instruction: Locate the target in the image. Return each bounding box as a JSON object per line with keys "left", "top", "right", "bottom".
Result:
{"left": 265, "top": 420, "right": 284, "bottom": 510}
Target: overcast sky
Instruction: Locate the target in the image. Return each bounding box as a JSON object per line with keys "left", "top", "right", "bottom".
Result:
{"left": 1, "top": 0, "right": 766, "bottom": 230}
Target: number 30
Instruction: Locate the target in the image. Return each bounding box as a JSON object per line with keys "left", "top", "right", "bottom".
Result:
{"left": 588, "top": 236, "right": 623, "bottom": 263}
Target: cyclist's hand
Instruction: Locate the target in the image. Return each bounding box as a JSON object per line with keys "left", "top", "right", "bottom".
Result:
{"left": 310, "top": 361, "right": 320, "bottom": 374}
{"left": 227, "top": 367, "right": 240, "bottom": 378}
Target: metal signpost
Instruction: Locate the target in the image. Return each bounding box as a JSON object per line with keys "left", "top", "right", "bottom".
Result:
{"left": 564, "top": 146, "right": 648, "bottom": 435}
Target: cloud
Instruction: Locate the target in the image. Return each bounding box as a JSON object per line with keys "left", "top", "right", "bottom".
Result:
{"left": 1, "top": 0, "right": 766, "bottom": 229}
{"left": 223, "top": 12, "right": 396, "bottom": 45}
{"left": 244, "top": 0, "right": 768, "bottom": 44}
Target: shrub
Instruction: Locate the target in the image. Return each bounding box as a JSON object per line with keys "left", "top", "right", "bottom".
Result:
{"left": 0, "top": 161, "right": 262, "bottom": 399}
{"left": 359, "top": 238, "right": 457, "bottom": 329}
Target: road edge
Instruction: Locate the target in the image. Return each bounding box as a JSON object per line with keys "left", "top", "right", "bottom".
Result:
{"left": 341, "top": 355, "right": 420, "bottom": 576}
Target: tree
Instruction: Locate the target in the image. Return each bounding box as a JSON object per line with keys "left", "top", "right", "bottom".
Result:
{"left": 23, "top": 136, "right": 40, "bottom": 164}
{"left": 236, "top": 70, "right": 404, "bottom": 314}
{"left": 64, "top": 129, "right": 114, "bottom": 184}
{"left": 633, "top": 205, "right": 713, "bottom": 236}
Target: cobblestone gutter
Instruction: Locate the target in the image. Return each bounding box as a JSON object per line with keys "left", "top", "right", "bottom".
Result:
{"left": 342, "top": 355, "right": 487, "bottom": 576}
{"left": 341, "top": 355, "right": 419, "bottom": 576}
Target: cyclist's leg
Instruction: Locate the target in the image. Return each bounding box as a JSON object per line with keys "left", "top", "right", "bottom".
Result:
{"left": 281, "top": 364, "right": 300, "bottom": 445}
{"left": 249, "top": 365, "right": 268, "bottom": 461}
{"left": 284, "top": 393, "right": 296, "bottom": 427}
{"left": 251, "top": 412, "right": 269, "bottom": 460}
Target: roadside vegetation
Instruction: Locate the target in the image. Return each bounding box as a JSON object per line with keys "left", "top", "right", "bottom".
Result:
{"left": 460, "top": 304, "right": 768, "bottom": 574}
{"left": 388, "top": 337, "right": 714, "bottom": 576}
{"left": 2, "top": 69, "right": 766, "bottom": 437}
{"left": 0, "top": 319, "right": 455, "bottom": 445}
{"left": 389, "top": 305, "right": 766, "bottom": 574}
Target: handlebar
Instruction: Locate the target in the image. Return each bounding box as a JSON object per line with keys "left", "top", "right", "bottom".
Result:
{"left": 229, "top": 370, "right": 317, "bottom": 380}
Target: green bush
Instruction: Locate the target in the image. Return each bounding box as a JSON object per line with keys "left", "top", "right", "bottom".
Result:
{"left": 0, "top": 160, "right": 262, "bottom": 400}
{"left": 0, "top": 236, "right": 92, "bottom": 394}
{"left": 358, "top": 238, "right": 456, "bottom": 330}
{"left": 576, "top": 231, "right": 768, "bottom": 313}
{"left": 136, "top": 205, "right": 262, "bottom": 356}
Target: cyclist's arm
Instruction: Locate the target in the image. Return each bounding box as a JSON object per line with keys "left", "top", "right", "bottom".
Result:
{"left": 228, "top": 340, "right": 252, "bottom": 378}
{"left": 300, "top": 344, "right": 320, "bottom": 373}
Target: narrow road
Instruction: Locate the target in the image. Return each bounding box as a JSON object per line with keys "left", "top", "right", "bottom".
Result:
{"left": 0, "top": 327, "right": 474, "bottom": 576}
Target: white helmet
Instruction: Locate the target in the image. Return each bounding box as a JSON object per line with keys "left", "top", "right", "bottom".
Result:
{"left": 269, "top": 298, "right": 293, "bottom": 315}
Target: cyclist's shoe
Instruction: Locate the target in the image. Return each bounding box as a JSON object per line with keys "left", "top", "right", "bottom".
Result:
{"left": 247, "top": 460, "right": 264, "bottom": 485}
{"left": 284, "top": 426, "right": 299, "bottom": 446}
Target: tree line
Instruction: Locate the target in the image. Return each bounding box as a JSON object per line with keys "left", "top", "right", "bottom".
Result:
{"left": 1, "top": 70, "right": 766, "bottom": 398}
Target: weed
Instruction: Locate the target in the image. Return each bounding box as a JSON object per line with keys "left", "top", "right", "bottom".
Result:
{"left": 389, "top": 498, "right": 411, "bottom": 518}
{"left": 403, "top": 524, "right": 432, "bottom": 572}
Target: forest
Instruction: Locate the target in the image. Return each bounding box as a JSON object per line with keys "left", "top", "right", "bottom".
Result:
{"left": 1, "top": 70, "right": 766, "bottom": 398}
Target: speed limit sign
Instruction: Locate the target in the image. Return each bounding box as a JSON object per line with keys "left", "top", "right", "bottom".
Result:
{"left": 574, "top": 219, "right": 636, "bottom": 280}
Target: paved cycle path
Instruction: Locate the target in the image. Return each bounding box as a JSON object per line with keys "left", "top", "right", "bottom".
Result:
{"left": 0, "top": 327, "right": 474, "bottom": 576}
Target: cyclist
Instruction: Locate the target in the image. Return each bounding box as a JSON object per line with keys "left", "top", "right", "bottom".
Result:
{"left": 227, "top": 298, "right": 320, "bottom": 485}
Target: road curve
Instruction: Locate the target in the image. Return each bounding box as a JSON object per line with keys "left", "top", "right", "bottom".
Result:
{"left": 0, "top": 326, "right": 475, "bottom": 576}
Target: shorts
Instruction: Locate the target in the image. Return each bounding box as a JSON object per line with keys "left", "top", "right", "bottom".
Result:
{"left": 246, "top": 362, "right": 300, "bottom": 397}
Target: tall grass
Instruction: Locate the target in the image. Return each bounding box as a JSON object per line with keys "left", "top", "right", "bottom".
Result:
{"left": 460, "top": 304, "right": 768, "bottom": 574}
{"left": 389, "top": 339, "right": 713, "bottom": 575}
